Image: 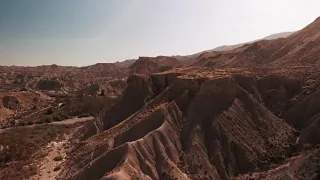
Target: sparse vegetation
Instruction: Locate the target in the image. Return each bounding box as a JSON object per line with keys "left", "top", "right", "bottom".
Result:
{"left": 53, "top": 165, "right": 61, "bottom": 171}
{"left": 18, "top": 121, "right": 26, "bottom": 126}
{"left": 78, "top": 113, "right": 91, "bottom": 118}
{"left": 0, "top": 124, "right": 71, "bottom": 180}
{"left": 53, "top": 155, "right": 63, "bottom": 161}
{"left": 53, "top": 114, "right": 63, "bottom": 121}
{"left": 44, "top": 115, "right": 53, "bottom": 123}
{"left": 86, "top": 83, "right": 100, "bottom": 95}
{"left": 67, "top": 95, "right": 115, "bottom": 117}
{"left": 46, "top": 107, "right": 53, "bottom": 115}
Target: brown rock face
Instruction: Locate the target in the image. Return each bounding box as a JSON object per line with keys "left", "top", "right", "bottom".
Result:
{"left": 129, "top": 56, "right": 183, "bottom": 74}
{"left": 60, "top": 71, "right": 299, "bottom": 180}
{"left": 51, "top": 17, "right": 320, "bottom": 180}
{"left": 234, "top": 148, "right": 320, "bottom": 180}
{"left": 285, "top": 89, "right": 320, "bottom": 145}
{"left": 79, "top": 74, "right": 154, "bottom": 140}
{"left": 130, "top": 57, "right": 162, "bottom": 74}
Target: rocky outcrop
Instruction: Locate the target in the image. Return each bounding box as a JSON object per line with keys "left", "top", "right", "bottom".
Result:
{"left": 61, "top": 72, "right": 298, "bottom": 180}
{"left": 285, "top": 90, "right": 320, "bottom": 130}
{"left": 130, "top": 58, "right": 162, "bottom": 74}
{"left": 180, "top": 76, "right": 295, "bottom": 179}
{"left": 129, "top": 56, "right": 183, "bottom": 74}
{"left": 72, "top": 102, "right": 190, "bottom": 180}
{"left": 80, "top": 74, "right": 154, "bottom": 140}
{"left": 284, "top": 89, "right": 320, "bottom": 145}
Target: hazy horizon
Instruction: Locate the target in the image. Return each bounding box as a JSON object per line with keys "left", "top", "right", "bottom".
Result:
{"left": 1, "top": 0, "right": 319, "bottom": 66}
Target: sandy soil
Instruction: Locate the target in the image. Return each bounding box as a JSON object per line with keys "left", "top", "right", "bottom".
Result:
{"left": 30, "top": 133, "right": 72, "bottom": 180}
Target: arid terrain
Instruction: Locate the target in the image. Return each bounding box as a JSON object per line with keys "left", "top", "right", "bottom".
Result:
{"left": 1, "top": 17, "right": 320, "bottom": 180}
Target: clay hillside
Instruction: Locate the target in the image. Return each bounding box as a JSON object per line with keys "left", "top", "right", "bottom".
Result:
{"left": 173, "top": 31, "right": 294, "bottom": 66}
{"left": 1, "top": 17, "right": 320, "bottom": 180}
{"left": 52, "top": 17, "right": 320, "bottom": 180}
{"left": 129, "top": 56, "right": 183, "bottom": 74}
{"left": 194, "top": 17, "right": 320, "bottom": 68}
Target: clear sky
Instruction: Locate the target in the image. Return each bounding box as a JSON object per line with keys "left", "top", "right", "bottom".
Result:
{"left": 0, "top": 0, "right": 319, "bottom": 66}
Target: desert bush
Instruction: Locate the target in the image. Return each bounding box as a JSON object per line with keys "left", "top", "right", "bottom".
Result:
{"left": 52, "top": 114, "right": 63, "bottom": 121}
{"left": 0, "top": 124, "right": 69, "bottom": 166}
{"left": 78, "top": 113, "right": 91, "bottom": 118}
{"left": 76, "top": 96, "right": 116, "bottom": 116}
{"left": 37, "top": 79, "right": 62, "bottom": 90}
{"left": 53, "top": 165, "right": 61, "bottom": 171}
{"left": 19, "top": 87, "right": 28, "bottom": 91}
{"left": 46, "top": 107, "right": 53, "bottom": 115}
{"left": 0, "top": 124, "right": 72, "bottom": 179}
{"left": 53, "top": 155, "right": 63, "bottom": 161}
{"left": 18, "top": 121, "right": 26, "bottom": 126}
{"left": 35, "top": 120, "right": 43, "bottom": 124}
{"left": 44, "top": 115, "right": 53, "bottom": 123}
{"left": 88, "top": 84, "right": 100, "bottom": 95}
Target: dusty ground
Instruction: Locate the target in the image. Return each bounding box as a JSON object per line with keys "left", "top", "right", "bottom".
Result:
{"left": 30, "top": 133, "right": 73, "bottom": 180}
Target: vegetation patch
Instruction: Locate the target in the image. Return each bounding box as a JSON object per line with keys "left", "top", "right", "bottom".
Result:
{"left": 0, "top": 124, "right": 71, "bottom": 180}
{"left": 53, "top": 155, "right": 63, "bottom": 161}
{"left": 53, "top": 165, "right": 61, "bottom": 171}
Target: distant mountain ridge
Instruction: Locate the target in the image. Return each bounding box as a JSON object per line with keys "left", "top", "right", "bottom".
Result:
{"left": 192, "top": 16, "right": 320, "bottom": 67}
{"left": 212, "top": 32, "right": 294, "bottom": 51}
{"left": 173, "top": 31, "right": 295, "bottom": 65}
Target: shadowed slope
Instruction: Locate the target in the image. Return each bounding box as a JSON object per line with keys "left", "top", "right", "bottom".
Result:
{"left": 60, "top": 71, "right": 298, "bottom": 180}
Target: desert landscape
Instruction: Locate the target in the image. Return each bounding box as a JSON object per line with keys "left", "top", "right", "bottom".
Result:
{"left": 0, "top": 15, "right": 320, "bottom": 180}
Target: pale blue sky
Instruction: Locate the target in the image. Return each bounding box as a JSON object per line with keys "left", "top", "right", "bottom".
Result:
{"left": 0, "top": 0, "right": 319, "bottom": 66}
